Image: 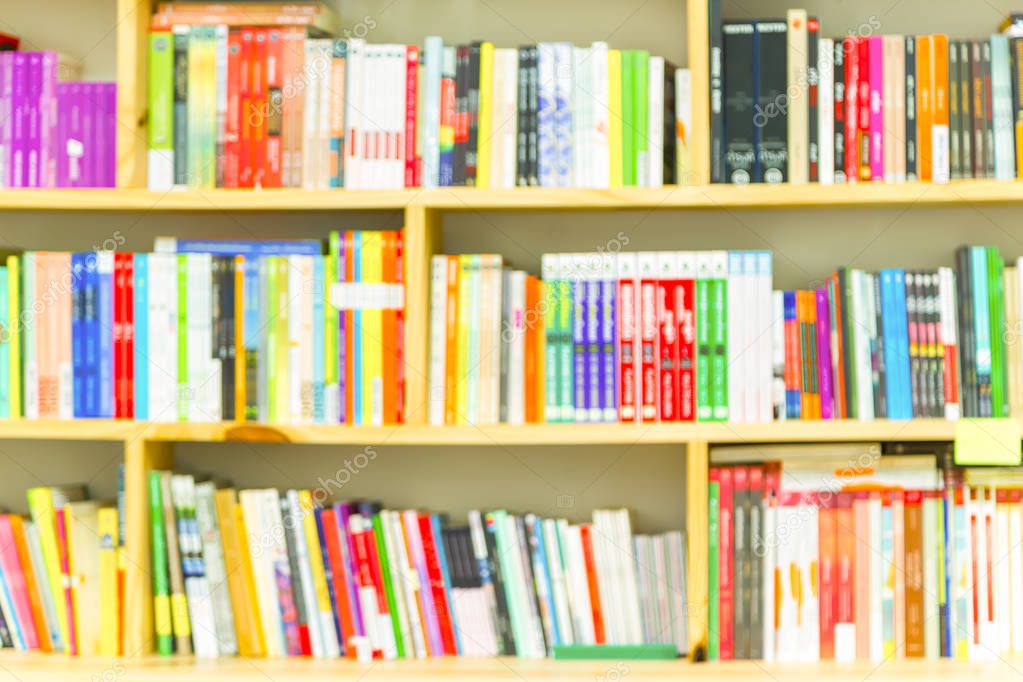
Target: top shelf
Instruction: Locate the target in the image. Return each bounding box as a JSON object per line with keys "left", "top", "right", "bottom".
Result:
{"left": 5, "top": 180, "right": 1023, "bottom": 212}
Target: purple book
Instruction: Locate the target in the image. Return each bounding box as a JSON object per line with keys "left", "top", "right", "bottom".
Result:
{"left": 0, "top": 52, "right": 11, "bottom": 187}
{"left": 38, "top": 52, "right": 57, "bottom": 188}
{"left": 80, "top": 82, "right": 96, "bottom": 188}
{"left": 25, "top": 52, "right": 42, "bottom": 187}
{"left": 338, "top": 239, "right": 345, "bottom": 424}
{"left": 815, "top": 288, "right": 835, "bottom": 420}
{"left": 586, "top": 268, "right": 600, "bottom": 422}
{"left": 600, "top": 268, "right": 617, "bottom": 422}
{"left": 98, "top": 83, "right": 116, "bottom": 187}
{"left": 573, "top": 273, "right": 587, "bottom": 422}
{"left": 333, "top": 503, "right": 366, "bottom": 638}
{"left": 56, "top": 82, "right": 72, "bottom": 187}
{"left": 10, "top": 52, "right": 27, "bottom": 187}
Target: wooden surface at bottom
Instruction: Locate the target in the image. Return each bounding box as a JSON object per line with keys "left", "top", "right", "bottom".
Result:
{"left": 2, "top": 654, "right": 1023, "bottom": 681}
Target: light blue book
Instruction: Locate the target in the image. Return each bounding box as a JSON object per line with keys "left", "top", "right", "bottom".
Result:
{"left": 97, "top": 252, "right": 115, "bottom": 419}
{"left": 537, "top": 44, "right": 558, "bottom": 188}
{"left": 881, "top": 500, "right": 894, "bottom": 656}
{"left": 134, "top": 254, "right": 149, "bottom": 420}
{"left": 421, "top": 36, "right": 444, "bottom": 188}
{"left": 312, "top": 255, "right": 325, "bottom": 423}
{"left": 530, "top": 516, "right": 561, "bottom": 647}
{"left": 971, "top": 247, "right": 992, "bottom": 416}
{"left": 154, "top": 236, "right": 322, "bottom": 256}
{"left": 990, "top": 35, "right": 1015, "bottom": 180}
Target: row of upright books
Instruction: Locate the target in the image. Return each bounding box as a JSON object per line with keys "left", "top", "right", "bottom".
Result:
{"left": 146, "top": 2, "right": 693, "bottom": 191}
{"left": 428, "top": 245, "right": 1015, "bottom": 425}
{"left": 0, "top": 51, "right": 116, "bottom": 188}
{"left": 709, "top": 7, "right": 1023, "bottom": 184}
{"left": 0, "top": 232, "right": 404, "bottom": 424}
{"left": 707, "top": 444, "right": 1023, "bottom": 662}
{"left": 143, "top": 472, "right": 687, "bottom": 659}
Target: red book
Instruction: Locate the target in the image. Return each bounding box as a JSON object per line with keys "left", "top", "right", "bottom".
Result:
{"left": 617, "top": 254, "right": 638, "bottom": 422}
{"left": 124, "top": 254, "right": 134, "bottom": 419}
{"left": 677, "top": 258, "right": 696, "bottom": 421}
{"left": 238, "top": 28, "right": 254, "bottom": 188}
{"left": 857, "top": 37, "right": 871, "bottom": 182}
{"left": 381, "top": 231, "right": 397, "bottom": 425}
{"left": 263, "top": 28, "right": 283, "bottom": 188}
{"left": 579, "top": 523, "right": 607, "bottom": 644}
{"left": 718, "top": 466, "right": 734, "bottom": 660}
{"left": 54, "top": 508, "right": 77, "bottom": 656}
{"left": 350, "top": 515, "right": 381, "bottom": 657}
{"left": 818, "top": 492, "right": 837, "bottom": 658}
{"left": 844, "top": 37, "right": 860, "bottom": 182}
{"left": 405, "top": 45, "right": 420, "bottom": 187}
{"left": 418, "top": 514, "right": 457, "bottom": 655}
{"left": 0, "top": 32, "right": 19, "bottom": 51}
{"left": 638, "top": 254, "right": 659, "bottom": 422}
{"left": 224, "top": 28, "right": 241, "bottom": 188}
{"left": 320, "top": 508, "right": 355, "bottom": 656}
{"left": 362, "top": 516, "right": 392, "bottom": 630}
{"left": 113, "top": 253, "right": 125, "bottom": 418}
{"left": 394, "top": 230, "right": 405, "bottom": 423}
{"left": 656, "top": 254, "right": 679, "bottom": 421}
{"left": 783, "top": 291, "right": 801, "bottom": 418}
{"left": 250, "top": 28, "right": 268, "bottom": 188}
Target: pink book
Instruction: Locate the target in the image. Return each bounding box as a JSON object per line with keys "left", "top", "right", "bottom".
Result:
{"left": 815, "top": 289, "right": 835, "bottom": 419}
{"left": 403, "top": 509, "right": 443, "bottom": 656}
{"left": 55, "top": 253, "right": 73, "bottom": 419}
{"left": 38, "top": 52, "right": 58, "bottom": 188}
{"left": 53, "top": 508, "right": 77, "bottom": 656}
{"left": 868, "top": 36, "right": 884, "bottom": 181}
{"left": 11, "top": 52, "right": 28, "bottom": 187}
{"left": 36, "top": 254, "right": 58, "bottom": 419}
{"left": 0, "top": 516, "right": 40, "bottom": 649}
{"left": 0, "top": 52, "right": 12, "bottom": 187}
{"left": 853, "top": 492, "right": 871, "bottom": 659}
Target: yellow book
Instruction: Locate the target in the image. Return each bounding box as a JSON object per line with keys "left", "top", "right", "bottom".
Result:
{"left": 214, "top": 489, "right": 264, "bottom": 657}
{"left": 476, "top": 41, "right": 495, "bottom": 189}
{"left": 8, "top": 256, "right": 20, "bottom": 418}
{"left": 608, "top": 49, "right": 624, "bottom": 188}
{"left": 275, "top": 257, "right": 290, "bottom": 422}
{"left": 67, "top": 501, "right": 102, "bottom": 656}
{"left": 298, "top": 490, "right": 338, "bottom": 655}
{"left": 362, "top": 232, "right": 383, "bottom": 425}
{"left": 234, "top": 255, "right": 246, "bottom": 421}
{"left": 97, "top": 508, "right": 119, "bottom": 657}
{"left": 26, "top": 488, "right": 69, "bottom": 652}
{"left": 455, "top": 255, "right": 473, "bottom": 423}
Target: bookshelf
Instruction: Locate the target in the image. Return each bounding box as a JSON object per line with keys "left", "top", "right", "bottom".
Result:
{"left": 3, "top": 0, "right": 1023, "bottom": 679}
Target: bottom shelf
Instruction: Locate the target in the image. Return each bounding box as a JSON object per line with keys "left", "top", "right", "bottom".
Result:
{"left": 0, "top": 655, "right": 1019, "bottom": 681}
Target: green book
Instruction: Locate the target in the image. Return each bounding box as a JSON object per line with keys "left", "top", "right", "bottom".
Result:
{"left": 149, "top": 470, "right": 173, "bottom": 655}
{"left": 987, "top": 247, "right": 1008, "bottom": 416}
{"left": 275, "top": 257, "right": 291, "bottom": 422}
{"left": 621, "top": 51, "right": 635, "bottom": 186}
{"left": 710, "top": 252, "right": 728, "bottom": 421}
{"left": 176, "top": 255, "right": 188, "bottom": 421}
{"left": 371, "top": 514, "right": 406, "bottom": 658}
{"left": 696, "top": 253, "right": 712, "bottom": 420}
{"left": 542, "top": 255, "right": 560, "bottom": 423}
{"left": 21, "top": 253, "right": 33, "bottom": 418}
{"left": 557, "top": 256, "right": 574, "bottom": 422}
{"left": 839, "top": 268, "right": 858, "bottom": 418}
{"left": 148, "top": 32, "right": 174, "bottom": 189}
{"left": 265, "top": 257, "right": 278, "bottom": 422}
{"left": 632, "top": 50, "right": 650, "bottom": 186}
{"left": 707, "top": 477, "right": 720, "bottom": 661}
{"left": 552, "top": 644, "right": 679, "bottom": 660}
{"left": 486, "top": 510, "right": 529, "bottom": 653}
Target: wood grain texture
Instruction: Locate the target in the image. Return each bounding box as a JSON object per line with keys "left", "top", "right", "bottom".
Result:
{"left": 685, "top": 0, "right": 710, "bottom": 185}
{"left": 686, "top": 439, "right": 709, "bottom": 661}
{"left": 115, "top": 0, "right": 151, "bottom": 188}
{"left": 401, "top": 206, "right": 442, "bottom": 425}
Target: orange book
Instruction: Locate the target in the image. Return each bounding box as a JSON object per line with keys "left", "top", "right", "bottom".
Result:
{"left": 234, "top": 255, "right": 246, "bottom": 421}
{"left": 443, "top": 256, "right": 459, "bottom": 425}
{"left": 892, "top": 491, "right": 906, "bottom": 654}
{"left": 579, "top": 524, "right": 607, "bottom": 645}
{"left": 395, "top": 230, "right": 405, "bottom": 423}
{"left": 524, "top": 276, "right": 538, "bottom": 423}
{"left": 9, "top": 515, "right": 50, "bottom": 652}
{"left": 916, "top": 36, "right": 934, "bottom": 182}
{"left": 798, "top": 291, "right": 812, "bottom": 419}
{"left": 853, "top": 492, "right": 871, "bottom": 660}
{"left": 834, "top": 493, "right": 856, "bottom": 659}
{"left": 381, "top": 230, "right": 397, "bottom": 424}
{"left": 818, "top": 498, "right": 837, "bottom": 659}
{"left": 930, "top": 34, "right": 950, "bottom": 183}
{"left": 904, "top": 490, "right": 924, "bottom": 657}
{"left": 807, "top": 290, "right": 821, "bottom": 419}
{"left": 534, "top": 277, "right": 545, "bottom": 423}
{"left": 343, "top": 231, "right": 355, "bottom": 423}
{"left": 215, "top": 490, "right": 265, "bottom": 656}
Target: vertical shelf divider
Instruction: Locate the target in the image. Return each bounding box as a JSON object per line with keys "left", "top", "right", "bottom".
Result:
{"left": 686, "top": 438, "right": 709, "bottom": 660}
{"left": 116, "top": 0, "right": 153, "bottom": 188}
{"left": 401, "top": 204, "right": 443, "bottom": 426}
{"left": 123, "top": 436, "right": 174, "bottom": 656}
{"left": 686, "top": 0, "right": 710, "bottom": 185}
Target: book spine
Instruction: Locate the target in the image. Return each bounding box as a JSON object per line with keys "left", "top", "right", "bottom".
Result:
{"left": 572, "top": 258, "right": 587, "bottom": 423}
{"left": 807, "top": 18, "right": 820, "bottom": 183}
{"left": 932, "top": 35, "right": 951, "bottom": 184}
{"left": 710, "top": 252, "right": 728, "bottom": 421}
{"left": 786, "top": 10, "right": 808, "bottom": 183}
{"left": 844, "top": 38, "right": 859, "bottom": 182}
{"left": 819, "top": 38, "right": 834, "bottom": 185}
{"left": 599, "top": 257, "right": 616, "bottom": 422}
{"left": 639, "top": 253, "right": 659, "bottom": 421}
{"left": 586, "top": 262, "right": 601, "bottom": 422}
{"left": 1012, "top": 38, "right": 1023, "bottom": 177}
{"left": 707, "top": 470, "right": 720, "bottom": 660}
{"left": 833, "top": 40, "right": 846, "bottom": 182}
{"left": 906, "top": 37, "right": 918, "bottom": 180}
{"left": 868, "top": 35, "right": 883, "bottom": 181}
{"left": 678, "top": 254, "right": 697, "bottom": 421}
{"left": 657, "top": 253, "right": 679, "bottom": 421}
{"left": 950, "top": 41, "right": 962, "bottom": 180}
{"left": 537, "top": 45, "right": 556, "bottom": 187}
{"left": 723, "top": 22, "right": 756, "bottom": 184}
{"left": 404, "top": 45, "right": 420, "bottom": 187}
{"left": 816, "top": 288, "right": 834, "bottom": 419}
{"left": 709, "top": 0, "right": 724, "bottom": 182}
{"left": 617, "top": 254, "right": 637, "bottom": 422}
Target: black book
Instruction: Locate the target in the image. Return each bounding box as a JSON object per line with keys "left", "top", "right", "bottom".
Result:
{"left": 465, "top": 41, "right": 482, "bottom": 186}
{"left": 173, "top": 27, "right": 190, "bottom": 186}
{"left": 663, "top": 60, "right": 678, "bottom": 185}
{"left": 280, "top": 497, "right": 311, "bottom": 637}
{"left": 983, "top": 40, "right": 995, "bottom": 178}
{"left": 905, "top": 37, "right": 918, "bottom": 180}
{"left": 482, "top": 516, "right": 517, "bottom": 655}
{"left": 949, "top": 42, "right": 962, "bottom": 180}
{"left": 732, "top": 467, "right": 748, "bottom": 659}
{"left": 1011, "top": 37, "right": 1023, "bottom": 177}
{"left": 926, "top": 272, "right": 945, "bottom": 418}
{"left": 723, "top": 21, "right": 756, "bottom": 184}
{"left": 959, "top": 41, "right": 973, "bottom": 178}
{"left": 833, "top": 38, "right": 846, "bottom": 182}
{"left": 0, "top": 606, "right": 11, "bottom": 648}
{"left": 871, "top": 273, "right": 887, "bottom": 419}
{"left": 223, "top": 256, "right": 237, "bottom": 421}
{"left": 755, "top": 20, "right": 787, "bottom": 183}
{"left": 526, "top": 47, "right": 540, "bottom": 186}
{"left": 807, "top": 17, "right": 819, "bottom": 183}
{"left": 709, "top": 0, "right": 724, "bottom": 182}
{"left": 748, "top": 467, "right": 763, "bottom": 660}
{"left": 972, "top": 41, "right": 986, "bottom": 178}
{"left": 955, "top": 247, "right": 977, "bottom": 417}
{"left": 516, "top": 47, "right": 531, "bottom": 186}
{"left": 453, "top": 45, "right": 469, "bottom": 185}
{"left": 906, "top": 272, "right": 923, "bottom": 417}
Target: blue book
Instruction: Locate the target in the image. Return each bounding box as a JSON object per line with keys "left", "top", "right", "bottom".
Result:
{"left": 600, "top": 264, "right": 617, "bottom": 422}
{"left": 0, "top": 267, "right": 7, "bottom": 418}
{"left": 991, "top": 35, "right": 1015, "bottom": 180}
{"left": 83, "top": 256, "right": 98, "bottom": 418}
{"left": 552, "top": 42, "right": 573, "bottom": 188}
{"left": 422, "top": 36, "right": 443, "bottom": 188}
{"left": 536, "top": 44, "right": 557, "bottom": 187}
{"left": 71, "top": 254, "right": 85, "bottom": 418}
{"left": 586, "top": 267, "right": 600, "bottom": 422}
{"left": 893, "top": 270, "right": 912, "bottom": 419}
{"left": 134, "top": 254, "right": 149, "bottom": 420}
{"left": 941, "top": 487, "right": 953, "bottom": 657}
{"left": 430, "top": 514, "right": 462, "bottom": 655}
{"left": 783, "top": 291, "right": 800, "bottom": 418}
{"left": 155, "top": 236, "right": 323, "bottom": 256}
{"left": 971, "top": 247, "right": 992, "bottom": 417}
{"left": 530, "top": 516, "right": 561, "bottom": 647}
{"left": 352, "top": 232, "right": 363, "bottom": 425}
{"left": 97, "top": 252, "right": 115, "bottom": 419}
{"left": 880, "top": 269, "right": 911, "bottom": 419}
{"left": 313, "top": 507, "right": 345, "bottom": 653}
{"left": 572, "top": 265, "right": 587, "bottom": 423}
{"left": 312, "top": 255, "right": 325, "bottom": 423}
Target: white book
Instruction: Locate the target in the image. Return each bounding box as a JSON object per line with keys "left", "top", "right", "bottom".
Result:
{"left": 726, "top": 252, "right": 743, "bottom": 422}
{"left": 466, "top": 511, "right": 500, "bottom": 656}
{"left": 508, "top": 515, "right": 546, "bottom": 657}
{"left": 818, "top": 38, "right": 834, "bottom": 185}
{"left": 284, "top": 491, "right": 324, "bottom": 657}
{"left": 868, "top": 495, "right": 883, "bottom": 662}
{"left": 854, "top": 270, "right": 875, "bottom": 419}
{"left": 541, "top": 518, "right": 574, "bottom": 646}
{"left": 892, "top": 36, "right": 907, "bottom": 183}
{"left": 775, "top": 500, "right": 799, "bottom": 661}
{"left": 756, "top": 252, "right": 774, "bottom": 422}
{"left": 762, "top": 495, "right": 777, "bottom": 661}
{"left": 194, "top": 482, "right": 238, "bottom": 656}
{"left": 666, "top": 530, "right": 688, "bottom": 655}
{"left": 301, "top": 40, "right": 322, "bottom": 189}
{"left": 508, "top": 270, "right": 527, "bottom": 424}
{"left": 786, "top": 9, "right": 808, "bottom": 183}
{"left": 500, "top": 48, "right": 520, "bottom": 188}
{"left": 772, "top": 291, "right": 785, "bottom": 421}
{"left": 800, "top": 498, "right": 821, "bottom": 661}
{"left": 1011, "top": 498, "right": 1023, "bottom": 655}
{"left": 421, "top": 37, "right": 443, "bottom": 188}
{"left": 739, "top": 252, "right": 757, "bottom": 423}
{"left": 571, "top": 46, "right": 590, "bottom": 188}
{"left": 345, "top": 39, "right": 365, "bottom": 189}
{"left": 393, "top": 45, "right": 408, "bottom": 189}
{"left": 389, "top": 510, "right": 427, "bottom": 658}
{"left": 648, "top": 56, "right": 664, "bottom": 187}
{"left": 675, "top": 68, "right": 692, "bottom": 185}
{"left": 286, "top": 255, "right": 302, "bottom": 423}
{"left": 241, "top": 490, "right": 284, "bottom": 656}
{"left": 590, "top": 42, "right": 610, "bottom": 188}
{"left": 428, "top": 255, "right": 448, "bottom": 425}
{"left": 940, "top": 267, "right": 960, "bottom": 419}
{"left": 616, "top": 510, "right": 644, "bottom": 644}
{"left": 562, "top": 523, "right": 595, "bottom": 645}
{"left": 633, "top": 536, "right": 651, "bottom": 642}
{"left": 185, "top": 255, "right": 203, "bottom": 421}
{"left": 147, "top": 253, "right": 177, "bottom": 422}
{"left": 590, "top": 510, "right": 617, "bottom": 643}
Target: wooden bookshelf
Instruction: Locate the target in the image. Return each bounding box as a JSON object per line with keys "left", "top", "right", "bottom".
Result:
{"left": 9, "top": 180, "right": 1023, "bottom": 212}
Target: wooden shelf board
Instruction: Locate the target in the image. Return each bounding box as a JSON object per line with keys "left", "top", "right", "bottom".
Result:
{"left": 0, "top": 654, "right": 1019, "bottom": 682}
{"left": 4, "top": 180, "right": 1023, "bottom": 212}
{"left": 0, "top": 419, "right": 957, "bottom": 445}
